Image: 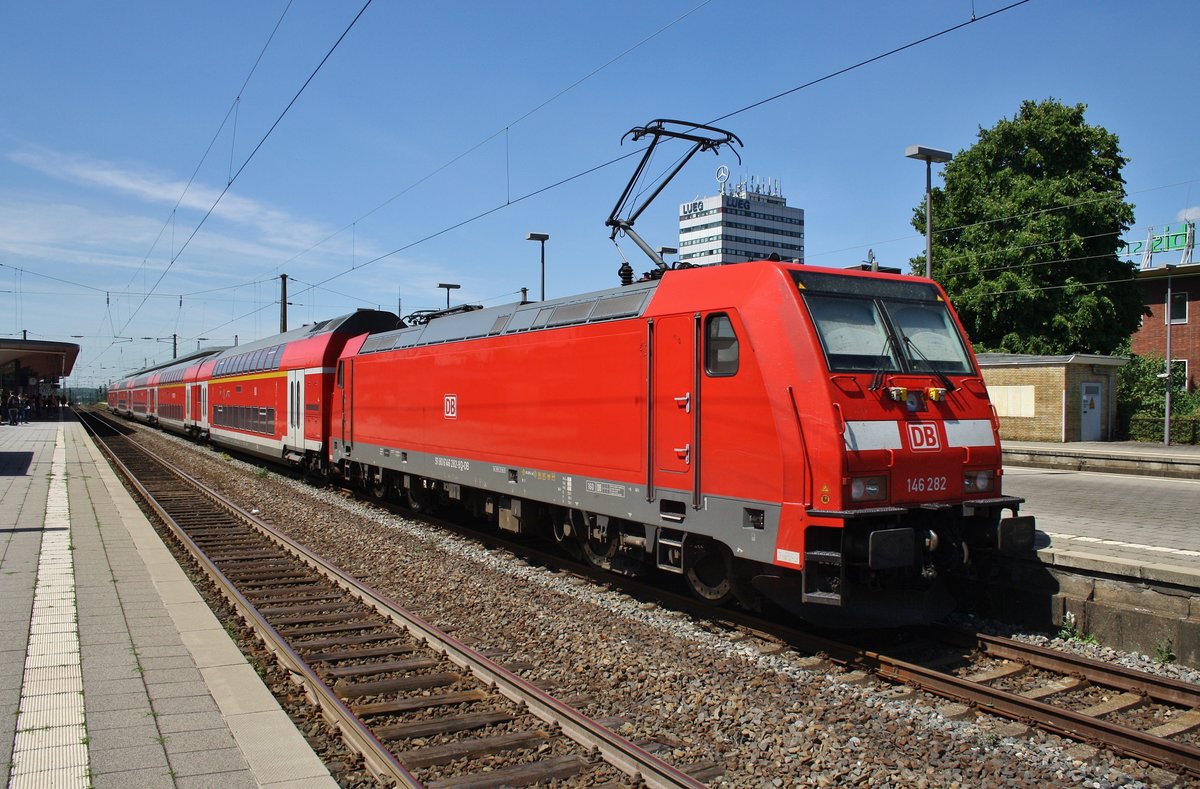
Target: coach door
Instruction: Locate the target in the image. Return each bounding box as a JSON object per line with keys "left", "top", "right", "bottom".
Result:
{"left": 196, "top": 383, "right": 209, "bottom": 430}
{"left": 651, "top": 314, "right": 700, "bottom": 506}
{"left": 286, "top": 369, "right": 304, "bottom": 448}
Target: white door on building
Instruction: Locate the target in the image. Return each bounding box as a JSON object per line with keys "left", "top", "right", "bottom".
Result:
{"left": 1080, "top": 382, "right": 1102, "bottom": 441}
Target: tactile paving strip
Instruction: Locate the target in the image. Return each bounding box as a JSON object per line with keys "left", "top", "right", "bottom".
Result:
{"left": 9, "top": 428, "right": 90, "bottom": 789}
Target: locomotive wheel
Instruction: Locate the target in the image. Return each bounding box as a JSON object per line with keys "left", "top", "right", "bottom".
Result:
{"left": 581, "top": 535, "right": 618, "bottom": 569}
{"left": 372, "top": 480, "right": 388, "bottom": 500}
{"left": 553, "top": 514, "right": 584, "bottom": 561}
{"left": 573, "top": 511, "right": 617, "bottom": 570}
{"left": 684, "top": 539, "right": 734, "bottom": 604}
{"left": 404, "top": 485, "right": 427, "bottom": 513}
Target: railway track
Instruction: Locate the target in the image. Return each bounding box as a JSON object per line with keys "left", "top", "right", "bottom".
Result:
{"left": 78, "top": 409, "right": 715, "bottom": 788}
{"left": 562, "top": 550, "right": 1200, "bottom": 778}
{"left": 331, "top": 468, "right": 1200, "bottom": 778}
{"left": 362, "top": 483, "right": 1200, "bottom": 779}
{"left": 85, "top": 407, "right": 1200, "bottom": 782}
{"left": 334, "top": 477, "right": 1200, "bottom": 780}
{"left": 857, "top": 628, "right": 1200, "bottom": 777}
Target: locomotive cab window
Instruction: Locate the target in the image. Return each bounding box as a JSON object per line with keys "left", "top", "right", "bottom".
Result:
{"left": 705, "top": 313, "right": 739, "bottom": 376}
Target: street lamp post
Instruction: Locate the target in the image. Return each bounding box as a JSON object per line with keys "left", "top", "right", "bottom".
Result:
{"left": 905, "top": 145, "right": 953, "bottom": 279}
{"left": 1163, "top": 262, "right": 1177, "bottom": 445}
{"left": 438, "top": 283, "right": 460, "bottom": 309}
{"left": 526, "top": 232, "right": 549, "bottom": 300}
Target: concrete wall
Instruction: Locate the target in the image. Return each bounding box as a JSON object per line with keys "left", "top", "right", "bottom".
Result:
{"left": 984, "top": 558, "right": 1200, "bottom": 669}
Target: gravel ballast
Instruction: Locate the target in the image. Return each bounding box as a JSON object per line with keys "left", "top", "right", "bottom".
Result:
{"left": 126, "top": 426, "right": 1190, "bottom": 788}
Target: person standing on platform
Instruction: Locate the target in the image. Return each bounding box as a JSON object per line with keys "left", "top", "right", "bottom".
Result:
{"left": 6, "top": 391, "right": 18, "bottom": 426}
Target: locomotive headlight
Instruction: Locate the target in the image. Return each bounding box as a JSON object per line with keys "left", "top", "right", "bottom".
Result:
{"left": 963, "top": 470, "right": 994, "bottom": 493}
{"left": 849, "top": 475, "right": 887, "bottom": 502}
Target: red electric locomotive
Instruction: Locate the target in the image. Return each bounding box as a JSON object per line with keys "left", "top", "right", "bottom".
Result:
{"left": 328, "top": 260, "right": 1033, "bottom": 625}
{"left": 107, "top": 262, "right": 1033, "bottom": 624}
{"left": 105, "top": 120, "right": 1034, "bottom": 625}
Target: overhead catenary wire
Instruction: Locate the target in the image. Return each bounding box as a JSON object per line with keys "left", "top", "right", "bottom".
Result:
{"left": 705, "top": 0, "right": 1032, "bottom": 127}
{"left": 259, "top": 0, "right": 720, "bottom": 284}
{"left": 253, "top": 5, "right": 1022, "bottom": 324}
{"left": 101, "top": 0, "right": 1040, "bottom": 357}
{"left": 123, "top": 1, "right": 296, "bottom": 299}
{"left": 94, "top": 0, "right": 1182, "bottom": 370}
{"left": 114, "top": 0, "right": 374, "bottom": 340}
{"left": 271, "top": 0, "right": 1037, "bottom": 308}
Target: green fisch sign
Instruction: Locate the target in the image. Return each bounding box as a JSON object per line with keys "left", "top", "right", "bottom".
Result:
{"left": 1121, "top": 222, "right": 1193, "bottom": 259}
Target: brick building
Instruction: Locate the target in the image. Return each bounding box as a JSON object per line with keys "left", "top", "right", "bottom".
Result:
{"left": 978, "top": 353, "right": 1127, "bottom": 442}
{"left": 1131, "top": 262, "right": 1200, "bottom": 392}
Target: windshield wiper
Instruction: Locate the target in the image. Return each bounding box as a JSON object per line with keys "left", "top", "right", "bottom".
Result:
{"left": 901, "top": 335, "right": 957, "bottom": 392}
{"left": 869, "top": 335, "right": 898, "bottom": 391}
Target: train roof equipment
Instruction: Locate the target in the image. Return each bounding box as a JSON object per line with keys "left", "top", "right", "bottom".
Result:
{"left": 607, "top": 119, "right": 742, "bottom": 281}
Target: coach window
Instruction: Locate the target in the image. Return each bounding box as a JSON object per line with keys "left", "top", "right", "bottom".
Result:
{"left": 705, "top": 313, "right": 739, "bottom": 376}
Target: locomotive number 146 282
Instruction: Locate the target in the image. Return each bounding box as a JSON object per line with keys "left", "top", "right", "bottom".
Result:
{"left": 906, "top": 475, "right": 947, "bottom": 494}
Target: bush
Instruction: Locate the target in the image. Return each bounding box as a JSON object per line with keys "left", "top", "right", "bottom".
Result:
{"left": 1117, "top": 343, "right": 1200, "bottom": 442}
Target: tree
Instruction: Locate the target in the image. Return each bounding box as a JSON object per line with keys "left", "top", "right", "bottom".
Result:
{"left": 914, "top": 99, "right": 1144, "bottom": 354}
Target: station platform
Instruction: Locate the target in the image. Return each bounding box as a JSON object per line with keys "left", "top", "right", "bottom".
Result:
{"left": 1003, "top": 438, "right": 1200, "bottom": 479}
{"left": 0, "top": 416, "right": 335, "bottom": 788}
{"left": 1003, "top": 439, "right": 1200, "bottom": 588}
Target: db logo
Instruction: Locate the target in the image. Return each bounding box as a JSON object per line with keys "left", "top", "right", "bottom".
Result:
{"left": 907, "top": 422, "right": 940, "bottom": 451}
{"left": 444, "top": 394, "right": 457, "bottom": 419}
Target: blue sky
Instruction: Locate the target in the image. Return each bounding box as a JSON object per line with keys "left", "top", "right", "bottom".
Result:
{"left": 2, "top": 0, "right": 1198, "bottom": 387}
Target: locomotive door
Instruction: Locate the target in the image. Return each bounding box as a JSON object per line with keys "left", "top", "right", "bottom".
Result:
{"left": 652, "top": 315, "right": 699, "bottom": 493}
{"left": 336, "top": 359, "right": 353, "bottom": 455}
{"left": 286, "top": 369, "right": 304, "bottom": 448}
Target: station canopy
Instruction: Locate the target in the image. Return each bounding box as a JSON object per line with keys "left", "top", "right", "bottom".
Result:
{"left": 0, "top": 339, "right": 80, "bottom": 384}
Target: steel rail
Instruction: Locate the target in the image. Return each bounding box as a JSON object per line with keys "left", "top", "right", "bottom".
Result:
{"left": 460, "top": 512, "right": 1200, "bottom": 777}
{"left": 972, "top": 633, "right": 1200, "bottom": 708}
{"left": 89, "top": 408, "right": 1200, "bottom": 779}
{"left": 322, "top": 484, "right": 1200, "bottom": 778}
{"left": 194, "top": 476, "right": 708, "bottom": 789}
{"left": 860, "top": 650, "right": 1200, "bottom": 777}
{"left": 79, "top": 414, "right": 422, "bottom": 786}
{"left": 81, "top": 411, "right": 704, "bottom": 788}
